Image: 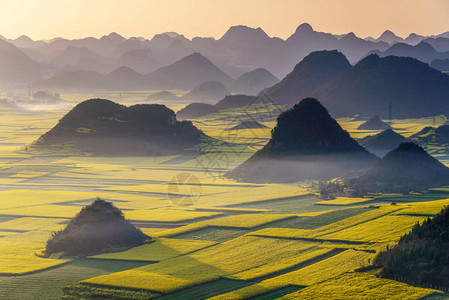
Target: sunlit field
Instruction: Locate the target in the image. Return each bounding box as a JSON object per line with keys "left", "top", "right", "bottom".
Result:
{"left": 0, "top": 93, "right": 448, "bottom": 299}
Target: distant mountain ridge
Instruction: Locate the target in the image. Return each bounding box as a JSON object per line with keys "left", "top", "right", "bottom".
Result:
{"left": 263, "top": 50, "right": 449, "bottom": 117}
{"left": 2, "top": 24, "right": 449, "bottom": 88}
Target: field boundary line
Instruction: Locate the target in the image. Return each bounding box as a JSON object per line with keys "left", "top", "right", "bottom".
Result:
{"left": 253, "top": 248, "right": 347, "bottom": 282}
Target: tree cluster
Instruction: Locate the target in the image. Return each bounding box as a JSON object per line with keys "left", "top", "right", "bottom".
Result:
{"left": 374, "top": 206, "right": 449, "bottom": 291}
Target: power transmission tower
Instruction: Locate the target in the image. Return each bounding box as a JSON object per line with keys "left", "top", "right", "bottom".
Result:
{"left": 388, "top": 102, "right": 392, "bottom": 125}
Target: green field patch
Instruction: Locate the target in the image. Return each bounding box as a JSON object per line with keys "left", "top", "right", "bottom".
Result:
{"left": 247, "top": 205, "right": 403, "bottom": 241}
{"left": 0, "top": 259, "right": 150, "bottom": 300}
{"left": 228, "top": 194, "right": 335, "bottom": 214}
{"left": 251, "top": 286, "right": 303, "bottom": 300}
{"left": 90, "top": 238, "right": 217, "bottom": 262}
{"left": 260, "top": 208, "right": 369, "bottom": 230}
{"left": 155, "top": 278, "right": 252, "bottom": 300}
{"left": 263, "top": 249, "right": 373, "bottom": 287}
{"left": 157, "top": 214, "right": 294, "bottom": 238}
{"left": 124, "top": 208, "right": 223, "bottom": 223}
{"left": 83, "top": 236, "right": 320, "bottom": 293}
{"left": 172, "top": 227, "right": 249, "bottom": 243}
{"left": 282, "top": 272, "right": 439, "bottom": 299}
{"left": 63, "top": 284, "right": 159, "bottom": 300}
{"left": 314, "top": 197, "right": 374, "bottom": 206}
{"left": 320, "top": 214, "right": 427, "bottom": 243}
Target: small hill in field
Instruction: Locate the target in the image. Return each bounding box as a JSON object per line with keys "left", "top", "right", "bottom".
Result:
{"left": 226, "top": 98, "right": 376, "bottom": 183}
{"left": 411, "top": 125, "right": 449, "bottom": 144}
{"left": 181, "top": 81, "right": 229, "bottom": 101}
{"left": 45, "top": 198, "right": 148, "bottom": 257}
{"left": 215, "top": 94, "right": 255, "bottom": 110}
{"left": 346, "top": 142, "right": 449, "bottom": 194}
{"left": 176, "top": 103, "right": 220, "bottom": 120}
{"left": 359, "top": 129, "right": 409, "bottom": 157}
{"left": 31, "top": 99, "right": 209, "bottom": 156}
{"left": 227, "top": 120, "right": 268, "bottom": 131}
{"left": 374, "top": 205, "right": 449, "bottom": 291}
{"left": 357, "top": 115, "right": 391, "bottom": 130}
{"left": 409, "top": 126, "right": 435, "bottom": 139}
{"left": 146, "top": 91, "right": 179, "bottom": 101}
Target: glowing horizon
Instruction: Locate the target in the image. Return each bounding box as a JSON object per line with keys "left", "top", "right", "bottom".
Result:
{"left": 0, "top": 0, "right": 448, "bottom": 41}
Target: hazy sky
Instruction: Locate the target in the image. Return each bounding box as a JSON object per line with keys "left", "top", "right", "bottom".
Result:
{"left": 0, "top": 0, "right": 448, "bottom": 40}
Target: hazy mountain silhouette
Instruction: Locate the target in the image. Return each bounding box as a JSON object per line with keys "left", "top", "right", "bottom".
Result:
{"left": 376, "top": 30, "right": 404, "bottom": 44}
{"left": 357, "top": 115, "right": 391, "bottom": 130}
{"left": 370, "top": 41, "right": 449, "bottom": 63}
{"left": 359, "top": 129, "right": 410, "bottom": 157}
{"left": 36, "top": 52, "right": 235, "bottom": 91}
{"left": 315, "top": 54, "right": 449, "bottom": 117}
{"left": 110, "top": 38, "right": 151, "bottom": 58}
{"left": 265, "top": 51, "right": 449, "bottom": 117}
{"left": 215, "top": 95, "right": 255, "bottom": 110}
{"left": 422, "top": 37, "right": 449, "bottom": 52}
{"left": 34, "top": 70, "right": 107, "bottom": 90}
{"left": 176, "top": 103, "right": 220, "bottom": 120}
{"left": 431, "top": 59, "right": 449, "bottom": 71}
{"left": 336, "top": 32, "right": 389, "bottom": 62}
{"left": 49, "top": 46, "right": 111, "bottom": 73}
{"left": 404, "top": 33, "right": 425, "bottom": 45}
{"left": 12, "top": 35, "right": 45, "bottom": 48}
{"left": 146, "top": 53, "right": 235, "bottom": 90}
{"left": 226, "top": 98, "right": 376, "bottom": 183}
{"left": 263, "top": 50, "right": 351, "bottom": 104}
{"left": 227, "top": 120, "right": 268, "bottom": 131}
{"left": 234, "top": 68, "right": 279, "bottom": 95}
{"left": 117, "top": 48, "right": 158, "bottom": 74}
{"left": 105, "top": 66, "right": 145, "bottom": 90}
{"left": 5, "top": 25, "right": 448, "bottom": 89}
{"left": 213, "top": 25, "right": 284, "bottom": 77}
{"left": 346, "top": 142, "right": 449, "bottom": 193}
{"left": 31, "top": 99, "right": 210, "bottom": 155}
{"left": 177, "top": 94, "right": 257, "bottom": 120}
{"left": 146, "top": 91, "right": 179, "bottom": 101}
{"left": 0, "top": 39, "right": 42, "bottom": 86}
{"left": 181, "top": 81, "right": 229, "bottom": 101}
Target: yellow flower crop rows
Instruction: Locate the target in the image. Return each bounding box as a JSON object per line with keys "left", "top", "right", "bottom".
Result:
{"left": 321, "top": 215, "right": 427, "bottom": 243}
{"left": 314, "top": 197, "right": 373, "bottom": 206}
{"left": 188, "top": 236, "right": 320, "bottom": 280}
{"left": 91, "top": 238, "right": 217, "bottom": 262}
{"left": 0, "top": 205, "right": 80, "bottom": 218}
{"left": 123, "top": 208, "right": 222, "bottom": 222}
{"left": 249, "top": 205, "right": 404, "bottom": 240}
{"left": 0, "top": 217, "right": 67, "bottom": 232}
{"left": 265, "top": 249, "right": 373, "bottom": 287}
{"left": 157, "top": 213, "right": 294, "bottom": 238}
{"left": 0, "top": 231, "right": 70, "bottom": 274}
{"left": 281, "top": 272, "right": 437, "bottom": 299}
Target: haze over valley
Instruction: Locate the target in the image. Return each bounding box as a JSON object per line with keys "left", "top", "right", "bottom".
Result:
{"left": 2, "top": 1, "right": 449, "bottom": 299}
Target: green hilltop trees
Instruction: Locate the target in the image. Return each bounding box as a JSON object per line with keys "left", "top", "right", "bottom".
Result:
{"left": 45, "top": 198, "right": 149, "bottom": 257}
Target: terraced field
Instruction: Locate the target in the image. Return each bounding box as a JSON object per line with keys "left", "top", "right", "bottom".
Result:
{"left": 0, "top": 101, "right": 448, "bottom": 299}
